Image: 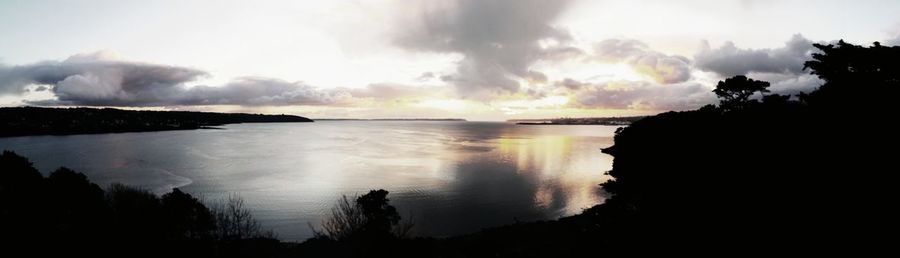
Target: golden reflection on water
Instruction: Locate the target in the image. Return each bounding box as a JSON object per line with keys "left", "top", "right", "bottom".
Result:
{"left": 498, "top": 134, "right": 613, "bottom": 215}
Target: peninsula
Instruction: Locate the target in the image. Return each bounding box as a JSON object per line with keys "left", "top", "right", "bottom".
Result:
{"left": 0, "top": 106, "right": 313, "bottom": 137}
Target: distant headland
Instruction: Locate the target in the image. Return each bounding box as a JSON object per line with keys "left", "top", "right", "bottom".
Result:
{"left": 509, "top": 116, "right": 645, "bottom": 125}
{"left": 0, "top": 106, "right": 312, "bottom": 137}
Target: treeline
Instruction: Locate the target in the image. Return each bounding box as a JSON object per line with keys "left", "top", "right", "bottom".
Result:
{"left": 0, "top": 150, "right": 282, "bottom": 258}
{"left": 0, "top": 106, "right": 313, "bottom": 137}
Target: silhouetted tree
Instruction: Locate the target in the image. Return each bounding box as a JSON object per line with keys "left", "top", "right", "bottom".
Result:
{"left": 315, "top": 189, "right": 412, "bottom": 241}
{"left": 713, "top": 75, "right": 771, "bottom": 111}
{"left": 106, "top": 184, "right": 165, "bottom": 243}
{"left": 161, "top": 188, "right": 215, "bottom": 240}
{"left": 316, "top": 194, "right": 364, "bottom": 241}
{"left": 0, "top": 151, "right": 49, "bottom": 242}
{"left": 46, "top": 167, "right": 110, "bottom": 238}
{"left": 212, "top": 194, "right": 269, "bottom": 240}
{"left": 356, "top": 190, "right": 402, "bottom": 238}
{"left": 802, "top": 40, "right": 900, "bottom": 110}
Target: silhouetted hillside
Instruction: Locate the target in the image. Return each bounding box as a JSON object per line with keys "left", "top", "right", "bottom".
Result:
{"left": 0, "top": 106, "right": 312, "bottom": 137}
{"left": 0, "top": 150, "right": 283, "bottom": 258}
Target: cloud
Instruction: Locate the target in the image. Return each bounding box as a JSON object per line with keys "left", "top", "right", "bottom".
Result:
{"left": 556, "top": 78, "right": 586, "bottom": 90}
{"left": 567, "top": 79, "right": 714, "bottom": 110}
{"left": 394, "top": 0, "right": 574, "bottom": 98}
{"left": 2, "top": 51, "right": 346, "bottom": 107}
{"left": 694, "top": 34, "right": 815, "bottom": 76}
{"left": 344, "top": 83, "right": 448, "bottom": 101}
{"left": 886, "top": 25, "right": 900, "bottom": 46}
{"left": 1, "top": 51, "right": 206, "bottom": 101}
{"left": 592, "top": 39, "right": 692, "bottom": 84}
{"left": 888, "top": 36, "right": 900, "bottom": 46}
{"left": 175, "top": 78, "right": 349, "bottom": 106}
{"left": 746, "top": 73, "right": 822, "bottom": 95}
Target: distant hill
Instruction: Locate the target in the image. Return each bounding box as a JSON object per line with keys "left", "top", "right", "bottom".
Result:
{"left": 0, "top": 106, "right": 312, "bottom": 137}
{"left": 510, "top": 116, "right": 645, "bottom": 125}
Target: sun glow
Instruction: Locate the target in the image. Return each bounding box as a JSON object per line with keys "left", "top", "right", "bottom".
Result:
{"left": 414, "top": 99, "right": 471, "bottom": 111}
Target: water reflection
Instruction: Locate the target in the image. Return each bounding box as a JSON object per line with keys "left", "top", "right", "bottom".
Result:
{"left": 0, "top": 122, "right": 617, "bottom": 241}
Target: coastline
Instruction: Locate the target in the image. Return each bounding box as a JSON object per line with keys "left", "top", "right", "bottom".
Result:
{"left": 0, "top": 106, "right": 312, "bottom": 137}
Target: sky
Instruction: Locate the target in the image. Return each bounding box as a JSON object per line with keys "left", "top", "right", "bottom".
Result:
{"left": 1, "top": 0, "right": 899, "bottom": 120}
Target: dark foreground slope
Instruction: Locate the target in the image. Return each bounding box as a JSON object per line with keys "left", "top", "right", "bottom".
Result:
{"left": 0, "top": 151, "right": 285, "bottom": 258}
{"left": 0, "top": 106, "right": 312, "bottom": 137}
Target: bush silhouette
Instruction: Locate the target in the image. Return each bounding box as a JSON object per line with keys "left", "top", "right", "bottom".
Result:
{"left": 161, "top": 188, "right": 216, "bottom": 240}
{"left": 315, "top": 189, "right": 412, "bottom": 242}
{"left": 212, "top": 194, "right": 270, "bottom": 240}
{"left": 46, "top": 167, "right": 110, "bottom": 241}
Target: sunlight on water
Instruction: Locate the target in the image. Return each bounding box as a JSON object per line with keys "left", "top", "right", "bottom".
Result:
{"left": 0, "top": 121, "right": 619, "bottom": 241}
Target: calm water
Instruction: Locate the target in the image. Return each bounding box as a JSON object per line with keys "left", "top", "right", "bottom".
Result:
{"left": 0, "top": 121, "right": 617, "bottom": 241}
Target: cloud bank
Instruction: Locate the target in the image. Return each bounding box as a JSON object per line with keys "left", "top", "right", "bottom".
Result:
{"left": 1, "top": 33, "right": 829, "bottom": 115}
{"left": 559, "top": 79, "right": 714, "bottom": 111}
{"left": 694, "top": 34, "right": 815, "bottom": 76}
{"left": 1, "top": 52, "right": 346, "bottom": 107}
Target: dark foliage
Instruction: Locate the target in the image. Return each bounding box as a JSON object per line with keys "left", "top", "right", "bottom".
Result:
{"left": 301, "top": 190, "right": 414, "bottom": 257}
{"left": 594, "top": 41, "right": 897, "bottom": 253}
{"left": 0, "top": 106, "right": 313, "bottom": 137}
{"left": 0, "top": 152, "right": 278, "bottom": 258}
{"left": 713, "top": 75, "right": 771, "bottom": 110}
{"left": 162, "top": 188, "right": 216, "bottom": 240}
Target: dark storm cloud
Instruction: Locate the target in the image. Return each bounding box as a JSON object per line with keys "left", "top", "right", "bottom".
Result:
{"left": 592, "top": 39, "right": 692, "bottom": 84}
{"left": 1, "top": 52, "right": 345, "bottom": 107}
{"left": 0, "top": 55, "right": 207, "bottom": 102}
{"left": 394, "top": 0, "right": 574, "bottom": 98}
{"left": 694, "top": 34, "right": 815, "bottom": 76}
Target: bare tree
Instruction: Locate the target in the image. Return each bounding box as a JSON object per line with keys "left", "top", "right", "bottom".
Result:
{"left": 312, "top": 190, "right": 413, "bottom": 241}
{"left": 212, "top": 194, "right": 270, "bottom": 240}
{"left": 313, "top": 195, "right": 366, "bottom": 241}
